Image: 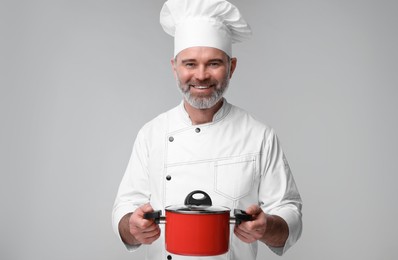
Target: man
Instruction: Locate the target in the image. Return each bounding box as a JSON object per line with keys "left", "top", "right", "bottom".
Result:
{"left": 112, "top": 0, "right": 302, "bottom": 259}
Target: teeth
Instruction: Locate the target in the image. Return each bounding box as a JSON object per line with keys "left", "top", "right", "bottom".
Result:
{"left": 193, "top": 85, "right": 210, "bottom": 89}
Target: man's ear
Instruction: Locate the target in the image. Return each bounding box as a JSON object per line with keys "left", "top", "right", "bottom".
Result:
{"left": 229, "top": 57, "right": 237, "bottom": 79}
{"left": 170, "top": 58, "right": 177, "bottom": 78}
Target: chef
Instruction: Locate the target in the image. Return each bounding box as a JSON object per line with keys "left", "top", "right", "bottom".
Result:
{"left": 112, "top": 0, "right": 303, "bottom": 259}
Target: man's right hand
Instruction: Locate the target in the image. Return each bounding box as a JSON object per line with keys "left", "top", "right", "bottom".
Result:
{"left": 119, "top": 204, "right": 161, "bottom": 246}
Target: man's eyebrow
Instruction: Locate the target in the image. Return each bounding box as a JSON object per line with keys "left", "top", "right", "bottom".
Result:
{"left": 181, "top": 59, "right": 197, "bottom": 63}
{"left": 208, "top": 58, "right": 225, "bottom": 63}
{"left": 181, "top": 58, "right": 225, "bottom": 63}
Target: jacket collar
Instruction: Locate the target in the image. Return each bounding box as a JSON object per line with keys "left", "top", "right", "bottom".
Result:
{"left": 179, "top": 98, "right": 232, "bottom": 126}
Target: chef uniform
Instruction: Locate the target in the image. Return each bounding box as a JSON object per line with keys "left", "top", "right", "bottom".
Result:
{"left": 112, "top": 1, "right": 302, "bottom": 259}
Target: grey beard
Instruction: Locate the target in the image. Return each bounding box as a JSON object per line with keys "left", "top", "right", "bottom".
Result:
{"left": 181, "top": 86, "right": 227, "bottom": 109}
{"left": 177, "top": 74, "right": 230, "bottom": 109}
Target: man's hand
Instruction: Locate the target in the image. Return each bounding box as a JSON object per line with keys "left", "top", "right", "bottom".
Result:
{"left": 119, "top": 204, "right": 161, "bottom": 246}
{"left": 234, "top": 205, "right": 267, "bottom": 243}
{"left": 234, "top": 205, "right": 289, "bottom": 248}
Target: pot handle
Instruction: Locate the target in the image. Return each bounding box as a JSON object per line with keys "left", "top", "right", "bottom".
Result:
{"left": 233, "top": 209, "right": 254, "bottom": 225}
{"left": 143, "top": 210, "right": 163, "bottom": 224}
{"left": 184, "top": 190, "right": 212, "bottom": 206}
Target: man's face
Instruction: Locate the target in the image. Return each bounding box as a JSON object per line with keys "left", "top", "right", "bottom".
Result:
{"left": 171, "top": 47, "right": 237, "bottom": 109}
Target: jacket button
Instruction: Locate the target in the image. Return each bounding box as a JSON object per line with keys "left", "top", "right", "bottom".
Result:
{"left": 167, "top": 255, "right": 172, "bottom": 260}
{"left": 195, "top": 128, "right": 200, "bottom": 133}
{"left": 168, "top": 136, "right": 174, "bottom": 142}
{"left": 166, "top": 175, "right": 171, "bottom": 181}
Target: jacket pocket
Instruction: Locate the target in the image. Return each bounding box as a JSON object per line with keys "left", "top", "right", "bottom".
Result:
{"left": 214, "top": 155, "right": 256, "bottom": 200}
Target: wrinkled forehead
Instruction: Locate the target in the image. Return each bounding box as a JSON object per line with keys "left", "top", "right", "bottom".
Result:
{"left": 175, "top": 46, "right": 230, "bottom": 62}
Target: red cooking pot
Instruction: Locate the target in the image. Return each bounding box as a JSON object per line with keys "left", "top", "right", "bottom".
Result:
{"left": 144, "top": 190, "right": 252, "bottom": 256}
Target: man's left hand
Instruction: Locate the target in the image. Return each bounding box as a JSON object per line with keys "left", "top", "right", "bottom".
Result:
{"left": 234, "top": 204, "right": 289, "bottom": 247}
{"left": 234, "top": 204, "right": 268, "bottom": 243}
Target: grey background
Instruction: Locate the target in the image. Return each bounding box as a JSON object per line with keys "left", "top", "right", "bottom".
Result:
{"left": 1, "top": 0, "right": 397, "bottom": 259}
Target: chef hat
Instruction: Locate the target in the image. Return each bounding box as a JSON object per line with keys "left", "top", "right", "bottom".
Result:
{"left": 160, "top": 0, "right": 252, "bottom": 57}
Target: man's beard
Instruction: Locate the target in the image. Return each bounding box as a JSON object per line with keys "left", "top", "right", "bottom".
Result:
{"left": 176, "top": 75, "right": 230, "bottom": 110}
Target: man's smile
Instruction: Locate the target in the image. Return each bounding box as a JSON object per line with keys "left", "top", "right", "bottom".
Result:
{"left": 190, "top": 85, "right": 213, "bottom": 89}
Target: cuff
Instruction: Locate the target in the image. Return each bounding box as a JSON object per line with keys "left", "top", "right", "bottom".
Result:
{"left": 112, "top": 204, "right": 141, "bottom": 251}
{"left": 268, "top": 207, "right": 303, "bottom": 255}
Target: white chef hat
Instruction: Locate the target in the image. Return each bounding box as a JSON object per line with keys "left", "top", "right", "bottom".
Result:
{"left": 160, "top": 0, "right": 252, "bottom": 57}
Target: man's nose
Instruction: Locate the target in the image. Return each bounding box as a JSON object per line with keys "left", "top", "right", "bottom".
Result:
{"left": 194, "top": 65, "right": 210, "bottom": 81}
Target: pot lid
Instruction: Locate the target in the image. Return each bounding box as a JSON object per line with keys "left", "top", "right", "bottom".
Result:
{"left": 165, "top": 204, "right": 230, "bottom": 214}
{"left": 165, "top": 190, "right": 230, "bottom": 214}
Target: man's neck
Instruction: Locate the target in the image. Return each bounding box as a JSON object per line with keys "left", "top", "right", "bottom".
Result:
{"left": 183, "top": 99, "right": 223, "bottom": 125}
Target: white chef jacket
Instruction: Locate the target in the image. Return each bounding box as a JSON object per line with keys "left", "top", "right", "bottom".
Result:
{"left": 112, "top": 99, "right": 302, "bottom": 260}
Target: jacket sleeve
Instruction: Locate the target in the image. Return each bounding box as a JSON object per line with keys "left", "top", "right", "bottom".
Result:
{"left": 111, "top": 129, "right": 151, "bottom": 250}
{"left": 259, "top": 128, "right": 303, "bottom": 255}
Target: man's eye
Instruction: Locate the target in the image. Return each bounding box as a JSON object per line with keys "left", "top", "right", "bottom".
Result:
{"left": 209, "top": 63, "right": 220, "bottom": 67}
{"left": 185, "top": 63, "right": 195, "bottom": 68}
